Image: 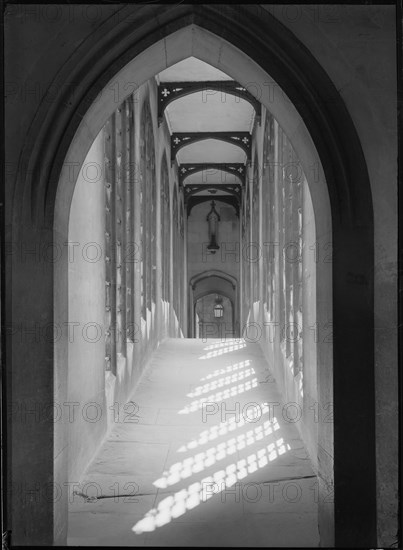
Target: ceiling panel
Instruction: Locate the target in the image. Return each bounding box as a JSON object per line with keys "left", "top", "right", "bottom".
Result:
{"left": 182, "top": 170, "right": 242, "bottom": 186}
{"left": 177, "top": 139, "right": 246, "bottom": 164}
{"left": 166, "top": 92, "right": 254, "bottom": 133}
{"left": 189, "top": 189, "right": 234, "bottom": 197}
{"left": 158, "top": 57, "right": 256, "bottom": 177}
{"left": 158, "top": 57, "right": 231, "bottom": 82}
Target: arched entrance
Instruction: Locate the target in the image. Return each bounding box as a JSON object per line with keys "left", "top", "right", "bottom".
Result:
{"left": 189, "top": 270, "right": 238, "bottom": 338}
{"left": 9, "top": 6, "right": 375, "bottom": 547}
{"left": 194, "top": 294, "right": 234, "bottom": 339}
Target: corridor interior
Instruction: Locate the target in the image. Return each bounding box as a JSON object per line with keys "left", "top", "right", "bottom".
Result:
{"left": 68, "top": 339, "right": 318, "bottom": 547}
{"left": 64, "top": 56, "right": 327, "bottom": 546}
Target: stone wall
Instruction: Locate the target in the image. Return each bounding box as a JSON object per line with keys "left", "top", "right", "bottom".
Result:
{"left": 264, "top": 7, "right": 398, "bottom": 545}
{"left": 4, "top": 5, "right": 397, "bottom": 547}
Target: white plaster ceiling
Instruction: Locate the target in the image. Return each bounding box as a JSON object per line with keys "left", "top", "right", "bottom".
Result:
{"left": 165, "top": 92, "right": 254, "bottom": 133}
{"left": 189, "top": 189, "right": 233, "bottom": 197}
{"left": 177, "top": 139, "right": 246, "bottom": 165}
{"left": 184, "top": 170, "right": 242, "bottom": 186}
{"left": 158, "top": 57, "right": 231, "bottom": 82}
{"left": 157, "top": 56, "right": 255, "bottom": 200}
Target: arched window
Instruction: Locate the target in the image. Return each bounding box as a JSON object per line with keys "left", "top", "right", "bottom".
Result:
{"left": 179, "top": 195, "right": 184, "bottom": 326}
{"left": 160, "top": 153, "right": 170, "bottom": 302}
{"left": 252, "top": 153, "right": 260, "bottom": 302}
{"left": 262, "top": 111, "right": 275, "bottom": 321}
{"left": 140, "top": 98, "right": 156, "bottom": 321}
{"left": 277, "top": 126, "right": 303, "bottom": 375}
{"left": 172, "top": 186, "right": 179, "bottom": 318}
{"left": 242, "top": 183, "right": 251, "bottom": 317}
{"left": 103, "top": 96, "right": 135, "bottom": 373}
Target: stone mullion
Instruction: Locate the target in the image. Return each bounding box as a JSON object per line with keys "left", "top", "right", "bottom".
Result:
{"left": 262, "top": 115, "right": 269, "bottom": 314}
{"left": 295, "top": 176, "right": 304, "bottom": 376}
{"left": 278, "top": 127, "right": 286, "bottom": 357}
{"left": 290, "top": 149, "right": 299, "bottom": 374}
{"left": 241, "top": 197, "right": 245, "bottom": 323}
{"left": 115, "top": 106, "right": 126, "bottom": 358}
{"left": 246, "top": 184, "right": 251, "bottom": 309}
{"left": 269, "top": 115, "right": 276, "bottom": 323}
{"left": 104, "top": 116, "right": 117, "bottom": 375}
{"left": 270, "top": 119, "right": 281, "bottom": 382}
{"left": 161, "top": 177, "right": 166, "bottom": 304}
{"left": 180, "top": 197, "right": 185, "bottom": 331}
{"left": 164, "top": 193, "right": 169, "bottom": 303}
{"left": 129, "top": 97, "right": 136, "bottom": 336}
{"left": 268, "top": 157, "right": 275, "bottom": 320}
{"left": 266, "top": 166, "right": 270, "bottom": 313}
{"left": 252, "top": 162, "right": 258, "bottom": 304}
{"left": 182, "top": 195, "right": 188, "bottom": 336}
{"left": 285, "top": 137, "right": 293, "bottom": 361}
{"left": 255, "top": 164, "right": 260, "bottom": 304}
{"left": 151, "top": 152, "right": 156, "bottom": 314}
{"left": 140, "top": 119, "right": 147, "bottom": 322}
{"left": 173, "top": 192, "right": 178, "bottom": 319}
{"left": 132, "top": 93, "right": 142, "bottom": 361}
{"left": 124, "top": 98, "right": 134, "bottom": 342}
{"left": 246, "top": 187, "right": 251, "bottom": 315}
{"left": 146, "top": 132, "right": 152, "bottom": 318}
{"left": 242, "top": 189, "right": 247, "bottom": 318}
{"left": 168, "top": 182, "right": 174, "bottom": 335}
{"left": 261, "top": 148, "right": 267, "bottom": 312}
{"left": 160, "top": 174, "right": 165, "bottom": 305}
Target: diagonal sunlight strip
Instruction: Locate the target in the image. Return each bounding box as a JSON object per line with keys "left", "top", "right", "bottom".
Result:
{"left": 187, "top": 368, "right": 256, "bottom": 397}
{"left": 177, "top": 404, "right": 279, "bottom": 452}
{"left": 132, "top": 437, "right": 291, "bottom": 534}
{"left": 201, "top": 360, "right": 251, "bottom": 381}
{"left": 178, "top": 378, "right": 259, "bottom": 414}
{"left": 199, "top": 343, "right": 247, "bottom": 360}
{"left": 154, "top": 419, "right": 282, "bottom": 489}
{"left": 202, "top": 339, "right": 244, "bottom": 351}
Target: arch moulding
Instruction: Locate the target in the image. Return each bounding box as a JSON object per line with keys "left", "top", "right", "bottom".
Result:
{"left": 8, "top": 5, "right": 375, "bottom": 547}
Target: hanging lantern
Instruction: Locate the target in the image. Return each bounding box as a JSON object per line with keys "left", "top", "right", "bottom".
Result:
{"left": 214, "top": 295, "right": 224, "bottom": 318}
{"left": 206, "top": 200, "right": 220, "bottom": 254}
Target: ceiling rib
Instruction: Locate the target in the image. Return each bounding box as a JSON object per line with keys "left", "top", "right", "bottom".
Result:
{"left": 183, "top": 183, "right": 242, "bottom": 199}
{"left": 187, "top": 195, "right": 240, "bottom": 217}
{"left": 158, "top": 80, "right": 261, "bottom": 126}
{"left": 171, "top": 132, "right": 251, "bottom": 164}
{"left": 178, "top": 163, "right": 246, "bottom": 187}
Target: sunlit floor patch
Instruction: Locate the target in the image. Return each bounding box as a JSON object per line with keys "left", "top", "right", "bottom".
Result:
{"left": 177, "top": 405, "right": 279, "bottom": 453}
{"left": 68, "top": 339, "right": 318, "bottom": 547}
{"left": 133, "top": 438, "right": 291, "bottom": 534}
{"left": 178, "top": 378, "right": 259, "bottom": 414}
{"left": 187, "top": 368, "right": 256, "bottom": 397}
{"left": 200, "top": 359, "right": 251, "bottom": 381}
{"left": 202, "top": 339, "right": 244, "bottom": 351}
{"left": 199, "top": 343, "right": 246, "bottom": 360}
{"left": 154, "top": 418, "right": 282, "bottom": 488}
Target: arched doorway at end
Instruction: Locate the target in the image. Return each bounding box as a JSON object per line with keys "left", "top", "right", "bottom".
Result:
{"left": 189, "top": 270, "right": 239, "bottom": 338}
{"left": 194, "top": 293, "right": 234, "bottom": 339}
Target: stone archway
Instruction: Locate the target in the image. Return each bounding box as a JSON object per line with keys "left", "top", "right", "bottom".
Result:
{"left": 194, "top": 293, "right": 234, "bottom": 339}
{"left": 189, "top": 270, "right": 238, "bottom": 338}
{"left": 7, "top": 6, "right": 375, "bottom": 547}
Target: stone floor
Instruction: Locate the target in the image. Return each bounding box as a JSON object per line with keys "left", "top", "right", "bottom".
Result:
{"left": 68, "top": 338, "right": 319, "bottom": 547}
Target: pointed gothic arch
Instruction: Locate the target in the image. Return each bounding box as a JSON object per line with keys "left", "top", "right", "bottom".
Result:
{"left": 7, "top": 6, "right": 375, "bottom": 547}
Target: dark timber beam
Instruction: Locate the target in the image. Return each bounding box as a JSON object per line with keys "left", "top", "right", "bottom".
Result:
{"left": 178, "top": 162, "right": 246, "bottom": 186}
{"left": 183, "top": 183, "right": 242, "bottom": 200}
{"left": 158, "top": 80, "right": 261, "bottom": 126}
{"left": 187, "top": 194, "right": 239, "bottom": 217}
{"left": 171, "top": 132, "right": 251, "bottom": 164}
